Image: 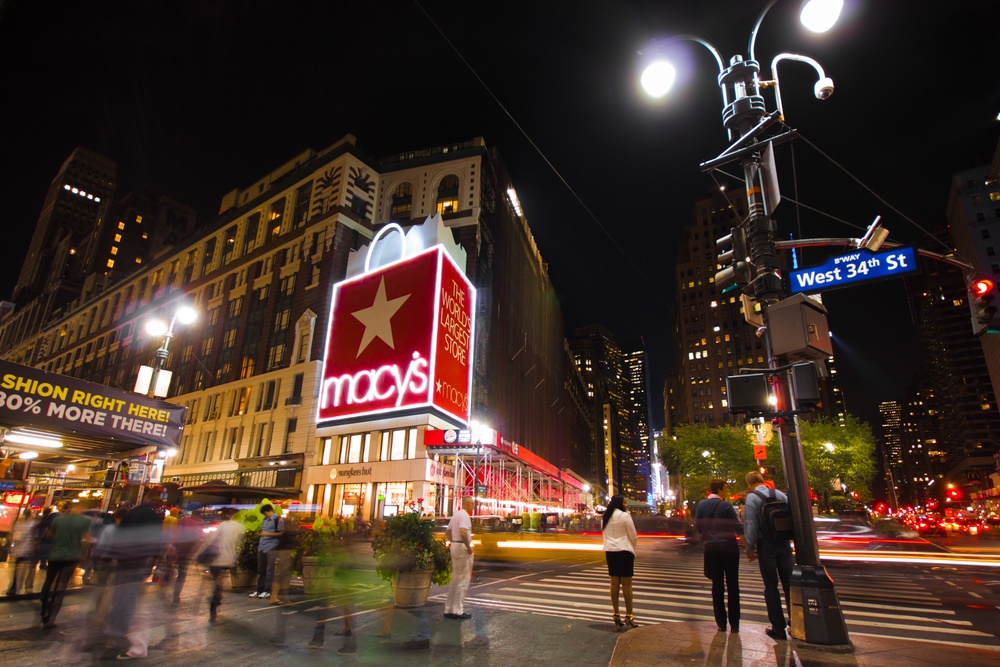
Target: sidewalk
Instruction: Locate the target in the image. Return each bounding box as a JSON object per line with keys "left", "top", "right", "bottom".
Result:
{"left": 610, "top": 621, "right": 999, "bottom": 666}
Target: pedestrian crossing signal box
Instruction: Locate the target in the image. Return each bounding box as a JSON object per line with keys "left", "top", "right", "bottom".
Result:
{"left": 726, "top": 373, "right": 770, "bottom": 414}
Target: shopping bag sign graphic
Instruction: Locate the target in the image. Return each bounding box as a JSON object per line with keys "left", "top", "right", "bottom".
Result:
{"left": 319, "top": 244, "right": 475, "bottom": 426}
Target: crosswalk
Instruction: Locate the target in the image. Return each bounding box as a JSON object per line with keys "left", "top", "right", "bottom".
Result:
{"left": 448, "top": 558, "right": 999, "bottom": 650}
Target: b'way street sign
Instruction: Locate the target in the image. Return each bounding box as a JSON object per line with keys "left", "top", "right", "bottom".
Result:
{"left": 789, "top": 246, "right": 919, "bottom": 295}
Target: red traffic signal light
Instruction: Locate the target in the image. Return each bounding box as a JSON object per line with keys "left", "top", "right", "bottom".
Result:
{"left": 969, "top": 277, "right": 1000, "bottom": 335}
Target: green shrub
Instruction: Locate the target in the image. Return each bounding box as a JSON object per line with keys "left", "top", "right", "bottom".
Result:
{"left": 530, "top": 512, "right": 541, "bottom": 530}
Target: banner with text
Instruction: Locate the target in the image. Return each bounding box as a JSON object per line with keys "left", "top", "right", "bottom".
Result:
{"left": 0, "top": 359, "right": 187, "bottom": 449}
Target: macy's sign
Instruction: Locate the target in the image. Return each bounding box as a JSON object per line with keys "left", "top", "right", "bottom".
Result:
{"left": 321, "top": 351, "right": 429, "bottom": 409}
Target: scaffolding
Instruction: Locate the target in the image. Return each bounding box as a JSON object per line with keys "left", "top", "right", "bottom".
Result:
{"left": 428, "top": 443, "right": 588, "bottom": 516}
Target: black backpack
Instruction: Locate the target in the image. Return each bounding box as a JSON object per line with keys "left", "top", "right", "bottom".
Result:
{"left": 751, "top": 489, "right": 794, "bottom": 542}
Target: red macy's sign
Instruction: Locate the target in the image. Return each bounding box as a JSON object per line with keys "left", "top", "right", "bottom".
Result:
{"left": 318, "top": 245, "right": 475, "bottom": 426}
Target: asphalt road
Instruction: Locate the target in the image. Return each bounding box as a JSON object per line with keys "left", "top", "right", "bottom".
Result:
{"left": 1, "top": 538, "right": 998, "bottom": 665}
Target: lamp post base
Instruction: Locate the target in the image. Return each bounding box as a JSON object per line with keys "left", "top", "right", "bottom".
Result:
{"left": 789, "top": 564, "right": 853, "bottom": 650}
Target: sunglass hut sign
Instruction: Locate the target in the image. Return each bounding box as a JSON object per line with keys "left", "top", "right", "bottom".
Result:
{"left": 319, "top": 245, "right": 475, "bottom": 426}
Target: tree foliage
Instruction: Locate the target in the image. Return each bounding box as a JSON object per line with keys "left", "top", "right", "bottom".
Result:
{"left": 798, "top": 415, "right": 877, "bottom": 509}
{"left": 660, "top": 423, "right": 757, "bottom": 506}
{"left": 659, "top": 416, "right": 877, "bottom": 511}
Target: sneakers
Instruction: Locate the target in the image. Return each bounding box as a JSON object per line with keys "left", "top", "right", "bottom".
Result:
{"left": 248, "top": 592, "right": 260, "bottom": 598}
{"left": 258, "top": 592, "right": 271, "bottom": 599}
{"left": 764, "top": 626, "right": 788, "bottom": 641}
{"left": 307, "top": 639, "right": 323, "bottom": 650}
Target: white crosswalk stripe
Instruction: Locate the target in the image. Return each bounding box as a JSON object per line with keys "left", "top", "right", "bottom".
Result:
{"left": 455, "top": 558, "right": 999, "bottom": 649}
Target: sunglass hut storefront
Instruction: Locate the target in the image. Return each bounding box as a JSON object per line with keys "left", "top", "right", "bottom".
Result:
{"left": 305, "top": 222, "right": 474, "bottom": 520}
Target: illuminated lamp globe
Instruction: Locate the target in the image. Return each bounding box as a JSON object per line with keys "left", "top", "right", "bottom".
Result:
{"left": 146, "top": 319, "right": 168, "bottom": 337}
{"left": 640, "top": 60, "right": 676, "bottom": 98}
{"left": 175, "top": 305, "right": 197, "bottom": 325}
{"left": 800, "top": 0, "right": 843, "bottom": 33}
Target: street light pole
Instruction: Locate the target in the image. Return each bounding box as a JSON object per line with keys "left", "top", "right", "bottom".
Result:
{"left": 640, "top": 0, "right": 850, "bottom": 649}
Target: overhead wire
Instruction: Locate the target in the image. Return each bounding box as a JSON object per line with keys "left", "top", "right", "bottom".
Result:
{"left": 412, "top": 0, "right": 668, "bottom": 305}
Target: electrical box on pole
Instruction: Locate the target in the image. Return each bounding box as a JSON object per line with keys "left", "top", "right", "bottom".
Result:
{"left": 767, "top": 294, "right": 833, "bottom": 361}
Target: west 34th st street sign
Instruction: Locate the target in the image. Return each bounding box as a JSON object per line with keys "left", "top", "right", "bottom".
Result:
{"left": 789, "top": 246, "right": 919, "bottom": 295}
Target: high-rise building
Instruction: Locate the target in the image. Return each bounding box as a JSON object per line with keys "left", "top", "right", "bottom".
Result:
{"left": 946, "top": 135, "right": 1000, "bottom": 411}
{"left": 569, "top": 325, "right": 643, "bottom": 500}
{"left": 902, "top": 226, "right": 1000, "bottom": 501}
{"left": 878, "top": 400, "right": 903, "bottom": 507}
{"left": 14, "top": 147, "right": 117, "bottom": 307}
{"left": 624, "top": 344, "right": 651, "bottom": 499}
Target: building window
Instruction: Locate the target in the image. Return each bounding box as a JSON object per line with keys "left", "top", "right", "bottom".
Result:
{"left": 292, "top": 181, "right": 312, "bottom": 230}
{"left": 243, "top": 212, "right": 261, "bottom": 255}
{"left": 390, "top": 183, "right": 413, "bottom": 222}
{"left": 222, "top": 226, "right": 238, "bottom": 264}
{"left": 436, "top": 175, "right": 459, "bottom": 215}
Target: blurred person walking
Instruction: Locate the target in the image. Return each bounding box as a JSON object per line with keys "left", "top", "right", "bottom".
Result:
{"left": 39, "top": 501, "right": 92, "bottom": 628}
{"left": 602, "top": 494, "right": 638, "bottom": 631}
{"left": 695, "top": 479, "right": 743, "bottom": 633}
{"left": 201, "top": 507, "right": 246, "bottom": 622}
{"left": 443, "top": 495, "right": 476, "bottom": 621}
{"left": 170, "top": 506, "right": 205, "bottom": 606}
{"left": 32, "top": 505, "right": 56, "bottom": 571}
{"left": 6, "top": 509, "right": 38, "bottom": 595}
{"left": 744, "top": 470, "right": 794, "bottom": 641}
{"left": 248, "top": 504, "right": 283, "bottom": 600}
{"left": 108, "top": 502, "right": 163, "bottom": 660}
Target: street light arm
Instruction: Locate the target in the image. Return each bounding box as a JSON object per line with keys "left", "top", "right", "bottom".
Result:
{"left": 748, "top": 0, "right": 780, "bottom": 63}
{"left": 766, "top": 53, "right": 833, "bottom": 121}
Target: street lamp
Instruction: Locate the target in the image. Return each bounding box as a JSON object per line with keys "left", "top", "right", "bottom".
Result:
{"left": 135, "top": 304, "right": 197, "bottom": 398}
{"left": 639, "top": 0, "right": 850, "bottom": 648}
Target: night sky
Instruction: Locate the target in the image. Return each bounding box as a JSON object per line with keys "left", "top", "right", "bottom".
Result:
{"left": 1, "top": 1, "right": 998, "bottom": 432}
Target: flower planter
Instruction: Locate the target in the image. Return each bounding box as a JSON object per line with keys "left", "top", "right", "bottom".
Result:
{"left": 393, "top": 570, "right": 433, "bottom": 608}
{"left": 301, "top": 556, "right": 337, "bottom": 595}
{"left": 230, "top": 568, "right": 256, "bottom": 589}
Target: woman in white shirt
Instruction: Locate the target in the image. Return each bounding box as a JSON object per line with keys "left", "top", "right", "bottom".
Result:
{"left": 602, "top": 494, "right": 638, "bottom": 630}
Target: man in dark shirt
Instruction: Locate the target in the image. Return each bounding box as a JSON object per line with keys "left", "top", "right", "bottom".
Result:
{"left": 40, "top": 502, "right": 92, "bottom": 628}
{"left": 694, "top": 478, "right": 743, "bottom": 633}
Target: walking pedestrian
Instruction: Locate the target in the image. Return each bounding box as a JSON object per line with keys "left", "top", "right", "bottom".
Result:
{"left": 694, "top": 479, "right": 742, "bottom": 633}
{"left": 602, "top": 494, "right": 638, "bottom": 631}
{"left": 248, "top": 503, "right": 283, "bottom": 599}
{"left": 444, "top": 495, "right": 475, "bottom": 621}
{"left": 7, "top": 510, "right": 38, "bottom": 595}
{"left": 744, "top": 470, "right": 793, "bottom": 641}
{"left": 39, "top": 501, "right": 92, "bottom": 628}
{"left": 33, "top": 506, "right": 56, "bottom": 572}
{"left": 108, "top": 502, "right": 164, "bottom": 659}
{"left": 170, "top": 506, "right": 205, "bottom": 605}
{"left": 200, "top": 507, "right": 246, "bottom": 622}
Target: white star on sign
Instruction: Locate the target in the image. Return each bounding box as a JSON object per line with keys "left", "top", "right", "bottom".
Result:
{"left": 351, "top": 277, "right": 410, "bottom": 357}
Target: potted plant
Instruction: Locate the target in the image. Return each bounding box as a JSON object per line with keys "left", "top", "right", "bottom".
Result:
{"left": 371, "top": 498, "right": 450, "bottom": 607}
{"left": 229, "top": 503, "right": 266, "bottom": 588}
{"left": 294, "top": 516, "right": 341, "bottom": 594}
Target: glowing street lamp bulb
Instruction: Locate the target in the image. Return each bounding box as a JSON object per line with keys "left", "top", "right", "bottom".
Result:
{"left": 768, "top": 395, "right": 778, "bottom": 406}
{"left": 146, "top": 319, "right": 168, "bottom": 337}
{"left": 702, "top": 450, "right": 710, "bottom": 458}
{"left": 641, "top": 60, "right": 676, "bottom": 98}
{"left": 176, "top": 305, "right": 197, "bottom": 325}
{"left": 800, "top": 0, "right": 843, "bottom": 33}
{"left": 824, "top": 442, "right": 835, "bottom": 452}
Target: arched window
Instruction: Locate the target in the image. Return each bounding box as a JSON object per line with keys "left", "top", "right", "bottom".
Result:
{"left": 436, "top": 175, "right": 459, "bottom": 215}
{"left": 390, "top": 183, "right": 413, "bottom": 222}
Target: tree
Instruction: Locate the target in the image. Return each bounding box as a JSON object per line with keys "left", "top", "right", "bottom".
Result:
{"left": 660, "top": 423, "right": 756, "bottom": 507}
{"left": 798, "top": 415, "right": 876, "bottom": 511}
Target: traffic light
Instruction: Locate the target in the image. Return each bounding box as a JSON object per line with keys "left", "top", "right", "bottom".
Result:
{"left": 716, "top": 227, "right": 751, "bottom": 294}
{"left": 968, "top": 277, "right": 1000, "bottom": 336}
{"left": 758, "top": 465, "right": 776, "bottom": 476}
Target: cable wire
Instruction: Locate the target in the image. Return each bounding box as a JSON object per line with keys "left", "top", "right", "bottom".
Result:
{"left": 412, "top": 0, "right": 667, "bottom": 303}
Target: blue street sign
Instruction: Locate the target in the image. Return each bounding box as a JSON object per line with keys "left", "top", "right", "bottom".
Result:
{"left": 0, "top": 481, "right": 16, "bottom": 490}
{"left": 789, "top": 246, "right": 919, "bottom": 295}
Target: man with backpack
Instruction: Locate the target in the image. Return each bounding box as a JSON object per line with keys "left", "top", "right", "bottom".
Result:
{"left": 744, "top": 470, "right": 794, "bottom": 641}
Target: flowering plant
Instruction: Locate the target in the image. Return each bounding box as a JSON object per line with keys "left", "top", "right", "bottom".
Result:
{"left": 371, "top": 498, "right": 451, "bottom": 586}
